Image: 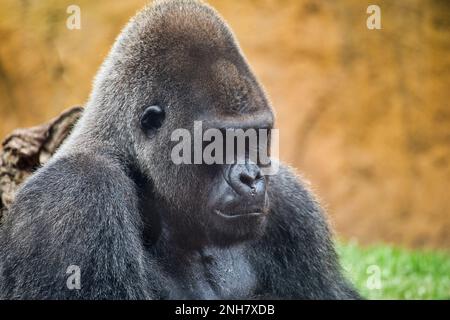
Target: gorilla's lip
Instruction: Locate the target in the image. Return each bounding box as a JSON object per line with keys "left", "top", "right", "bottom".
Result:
{"left": 214, "top": 209, "right": 265, "bottom": 220}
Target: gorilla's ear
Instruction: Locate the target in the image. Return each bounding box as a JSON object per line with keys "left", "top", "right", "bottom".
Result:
{"left": 140, "top": 105, "right": 165, "bottom": 133}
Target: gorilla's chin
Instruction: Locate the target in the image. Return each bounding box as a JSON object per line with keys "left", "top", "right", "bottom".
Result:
{"left": 206, "top": 208, "right": 269, "bottom": 247}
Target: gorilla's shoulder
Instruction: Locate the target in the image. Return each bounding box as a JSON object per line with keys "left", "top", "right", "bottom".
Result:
{"left": 265, "top": 163, "right": 329, "bottom": 232}
{"left": 46, "top": 152, "right": 127, "bottom": 185}
{"left": 22, "top": 152, "right": 129, "bottom": 193}
{"left": 6, "top": 152, "right": 137, "bottom": 223}
{"left": 269, "top": 164, "right": 323, "bottom": 213}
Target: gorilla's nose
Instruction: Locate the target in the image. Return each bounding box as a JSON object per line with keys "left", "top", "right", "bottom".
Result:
{"left": 228, "top": 163, "right": 266, "bottom": 199}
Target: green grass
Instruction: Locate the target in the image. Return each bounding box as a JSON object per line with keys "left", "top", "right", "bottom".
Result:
{"left": 337, "top": 241, "right": 450, "bottom": 299}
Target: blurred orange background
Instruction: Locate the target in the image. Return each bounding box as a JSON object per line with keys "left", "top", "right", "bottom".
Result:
{"left": 0, "top": 0, "right": 449, "bottom": 249}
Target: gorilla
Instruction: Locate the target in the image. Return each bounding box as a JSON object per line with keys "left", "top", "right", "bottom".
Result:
{"left": 0, "top": 0, "right": 360, "bottom": 299}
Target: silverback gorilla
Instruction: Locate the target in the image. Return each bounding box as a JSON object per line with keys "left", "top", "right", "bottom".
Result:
{"left": 0, "top": 0, "right": 360, "bottom": 299}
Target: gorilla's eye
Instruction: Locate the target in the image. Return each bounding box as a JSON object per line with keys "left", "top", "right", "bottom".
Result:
{"left": 140, "top": 105, "right": 165, "bottom": 133}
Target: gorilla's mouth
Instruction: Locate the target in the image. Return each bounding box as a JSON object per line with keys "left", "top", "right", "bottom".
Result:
{"left": 214, "top": 209, "right": 266, "bottom": 220}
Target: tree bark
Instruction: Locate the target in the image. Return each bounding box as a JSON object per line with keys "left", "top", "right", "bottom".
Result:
{"left": 0, "top": 107, "right": 82, "bottom": 217}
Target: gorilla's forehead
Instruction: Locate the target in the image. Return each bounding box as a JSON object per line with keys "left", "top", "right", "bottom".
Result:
{"left": 118, "top": 0, "right": 269, "bottom": 115}
{"left": 146, "top": 0, "right": 234, "bottom": 47}
{"left": 136, "top": 1, "right": 244, "bottom": 73}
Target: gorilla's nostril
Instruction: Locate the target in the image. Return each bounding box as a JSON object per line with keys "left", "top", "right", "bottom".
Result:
{"left": 228, "top": 164, "right": 265, "bottom": 197}
{"left": 239, "top": 173, "right": 255, "bottom": 188}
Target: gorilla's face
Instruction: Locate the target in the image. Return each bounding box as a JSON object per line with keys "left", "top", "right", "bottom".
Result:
{"left": 138, "top": 105, "right": 273, "bottom": 248}
{"left": 127, "top": 3, "right": 274, "bottom": 248}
